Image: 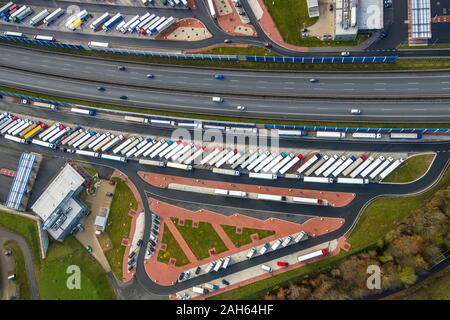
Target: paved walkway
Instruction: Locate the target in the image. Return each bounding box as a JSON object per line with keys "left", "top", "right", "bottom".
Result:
{"left": 138, "top": 171, "right": 356, "bottom": 207}
{"left": 215, "top": 0, "right": 257, "bottom": 36}
{"left": 156, "top": 18, "right": 212, "bottom": 41}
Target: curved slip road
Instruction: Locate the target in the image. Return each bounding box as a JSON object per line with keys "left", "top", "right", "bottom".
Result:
{"left": 0, "top": 227, "right": 40, "bottom": 300}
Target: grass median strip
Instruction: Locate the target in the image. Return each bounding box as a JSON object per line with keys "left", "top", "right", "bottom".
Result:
{"left": 104, "top": 177, "right": 137, "bottom": 280}
{"left": 157, "top": 224, "right": 190, "bottom": 267}
{"left": 172, "top": 218, "right": 228, "bottom": 260}
{"left": 383, "top": 154, "right": 435, "bottom": 183}
{"left": 221, "top": 225, "right": 275, "bottom": 248}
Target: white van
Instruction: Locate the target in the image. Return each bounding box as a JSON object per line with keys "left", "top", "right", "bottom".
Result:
{"left": 350, "top": 109, "right": 361, "bottom": 115}
{"left": 212, "top": 96, "right": 223, "bottom": 103}
{"left": 261, "top": 264, "right": 272, "bottom": 273}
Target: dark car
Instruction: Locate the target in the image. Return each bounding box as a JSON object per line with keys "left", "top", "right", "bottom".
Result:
{"left": 128, "top": 251, "right": 136, "bottom": 259}
{"left": 146, "top": 73, "right": 154, "bottom": 79}
{"left": 224, "top": 39, "right": 232, "bottom": 44}
{"left": 380, "top": 31, "right": 388, "bottom": 38}
{"left": 222, "top": 279, "right": 230, "bottom": 286}
{"left": 195, "top": 266, "right": 201, "bottom": 275}
{"left": 136, "top": 239, "right": 143, "bottom": 247}
{"left": 149, "top": 240, "right": 156, "bottom": 247}
{"left": 120, "top": 95, "right": 128, "bottom": 100}
{"left": 118, "top": 66, "right": 126, "bottom": 71}
{"left": 97, "top": 86, "right": 105, "bottom": 91}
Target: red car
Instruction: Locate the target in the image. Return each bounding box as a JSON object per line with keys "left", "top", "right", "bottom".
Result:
{"left": 277, "top": 261, "right": 289, "bottom": 267}
{"left": 264, "top": 42, "right": 272, "bottom": 48}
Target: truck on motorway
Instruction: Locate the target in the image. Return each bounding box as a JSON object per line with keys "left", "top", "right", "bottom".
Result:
{"left": 75, "top": 149, "right": 100, "bottom": 158}
{"left": 350, "top": 156, "right": 373, "bottom": 178}
{"left": 43, "top": 8, "right": 64, "bottom": 26}
{"left": 249, "top": 172, "right": 277, "bottom": 180}
{"left": 379, "top": 158, "right": 404, "bottom": 180}
{"left": 30, "top": 9, "right": 49, "bottom": 26}
{"left": 316, "top": 131, "right": 345, "bottom": 138}
{"left": 31, "top": 138, "right": 56, "bottom": 149}
{"left": 4, "top": 134, "right": 28, "bottom": 144}
{"left": 102, "top": 135, "right": 123, "bottom": 152}
{"left": 314, "top": 155, "right": 338, "bottom": 176}
{"left": 296, "top": 153, "right": 321, "bottom": 175}
{"left": 298, "top": 248, "right": 328, "bottom": 262}
{"left": 139, "top": 158, "right": 165, "bottom": 167}
{"left": 101, "top": 154, "right": 127, "bottom": 163}
{"left": 71, "top": 107, "right": 96, "bottom": 116}
{"left": 360, "top": 156, "right": 385, "bottom": 178}
{"left": 292, "top": 197, "right": 324, "bottom": 205}
{"left": 352, "top": 132, "right": 382, "bottom": 139}
{"left": 323, "top": 156, "right": 346, "bottom": 177}
{"left": 166, "top": 162, "right": 193, "bottom": 171}
{"left": 33, "top": 101, "right": 57, "bottom": 110}
{"left": 212, "top": 168, "right": 240, "bottom": 176}
{"left": 124, "top": 115, "right": 149, "bottom": 124}
{"left": 90, "top": 12, "right": 110, "bottom": 30}
{"left": 369, "top": 157, "right": 393, "bottom": 180}
{"left": 389, "top": 133, "right": 422, "bottom": 140}
{"left": 332, "top": 155, "right": 356, "bottom": 177}
{"left": 279, "top": 154, "right": 303, "bottom": 175}
{"left": 303, "top": 176, "right": 333, "bottom": 184}
{"left": 336, "top": 177, "right": 369, "bottom": 184}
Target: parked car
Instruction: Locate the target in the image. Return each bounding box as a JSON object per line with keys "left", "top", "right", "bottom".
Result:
{"left": 222, "top": 279, "right": 230, "bottom": 286}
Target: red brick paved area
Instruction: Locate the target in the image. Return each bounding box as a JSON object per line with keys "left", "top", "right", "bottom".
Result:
{"left": 111, "top": 170, "right": 145, "bottom": 283}
{"left": 144, "top": 198, "right": 344, "bottom": 285}
{"left": 188, "top": 236, "right": 351, "bottom": 300}
{"left": 432, "top": 15, "right": 450, "bottom": 23}
{"left": 215, "top": 0, "right": 257, "bottom": 36}
{"left": 138, "top": 171, "right": 355, "bottom": 207}
{"left": 0, "top": 169, "right": 15, "bottom": 177}
{"left": 156, "top": 18, "right": 208, "bottom": 40}
{"left": 255, "top": 0, "right": 308, "bottom": 52}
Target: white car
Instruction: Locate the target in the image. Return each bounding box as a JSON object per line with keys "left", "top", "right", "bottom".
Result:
{"left": 341, "top": 51, "right": 351, "bottom": 56}
{"left": 237, "top": 105, "right": 245, "bottom": 111}
{"left": 351, "top": 108, "right": 361, "bottom": 114}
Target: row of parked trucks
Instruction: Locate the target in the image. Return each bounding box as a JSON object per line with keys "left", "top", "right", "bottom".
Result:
{"left": 316, "top": 131, "right": 422, "bottom": 140}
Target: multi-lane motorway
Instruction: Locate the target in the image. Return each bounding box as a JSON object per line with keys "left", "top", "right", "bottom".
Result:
{"left": 1, "top": 46, "right": 450, "bottom": 122}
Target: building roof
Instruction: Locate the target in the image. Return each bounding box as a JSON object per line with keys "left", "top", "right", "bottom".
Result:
{"left": 307, "top": 0, "right": 320, "bottom": 18}
{"left": 31, "top": 164, "right": 85, "bottom": 222}
{"left": 358, "top": 0, "right": 384, "bottom": 30}
{"left": 410, "top": 0, "right": 431, "bottom": 39}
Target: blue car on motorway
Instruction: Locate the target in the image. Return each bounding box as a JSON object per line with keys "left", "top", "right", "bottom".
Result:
{"left": 215, "top": 74, "right": 225, "bottom": 80}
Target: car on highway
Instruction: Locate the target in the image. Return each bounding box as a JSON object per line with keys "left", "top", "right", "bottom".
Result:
{"left": 118, "top": 66, "right": 126, "bottom": 71}
{"left": 341, "top": 51, "right": 351, "bottom": 57}
{"left": 215, "top": 74, "right": 225, "bottom": 80}
{"left": 237, "top": 105, "right": 245, "bottom": 111}
{"left": 96, "top": 86, "right": 105, "bottom": 92}
{"left": 120, "top": 95, "right": 128, "bottom": 100}
{"left": 351, "top": 108, "right": 362, "bottom": 115}
{"left": 146, "top": 73, "right": 154, "bottom": 79}
{"left": 309, "top": 78, "right": 318, "bottom": 83}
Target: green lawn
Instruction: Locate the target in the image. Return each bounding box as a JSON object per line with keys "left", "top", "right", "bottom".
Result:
{"left": 383, "top": 154, "right": 435, "bottom": 183}
{"left": 172, "top": 218, "right": 228, "bottom": 260}
{"left": 211, "top": 165, "right": 450, "bottom": 300}
{"left": 3, "top": 241, "right": 31, "bottom": 300}
{"left": 262, "top": 0, "right": 368, "bottom": 47}
{"left": 200, "top": 46, "right": 275, "bottom": 56}
{"left": 385, "top": 265, "right": 450, "bottom": 300}
{"left": 104, "top": 177, "right": 137, "bottom": 280}
{"left": 221, "top": 225, "right": 275, "bottom": 248}
{"left": 0, "top": 211, "right": 116, "bottom": 299}
{"left": 157, "top": 224, "right": 190, "bottom": 267}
